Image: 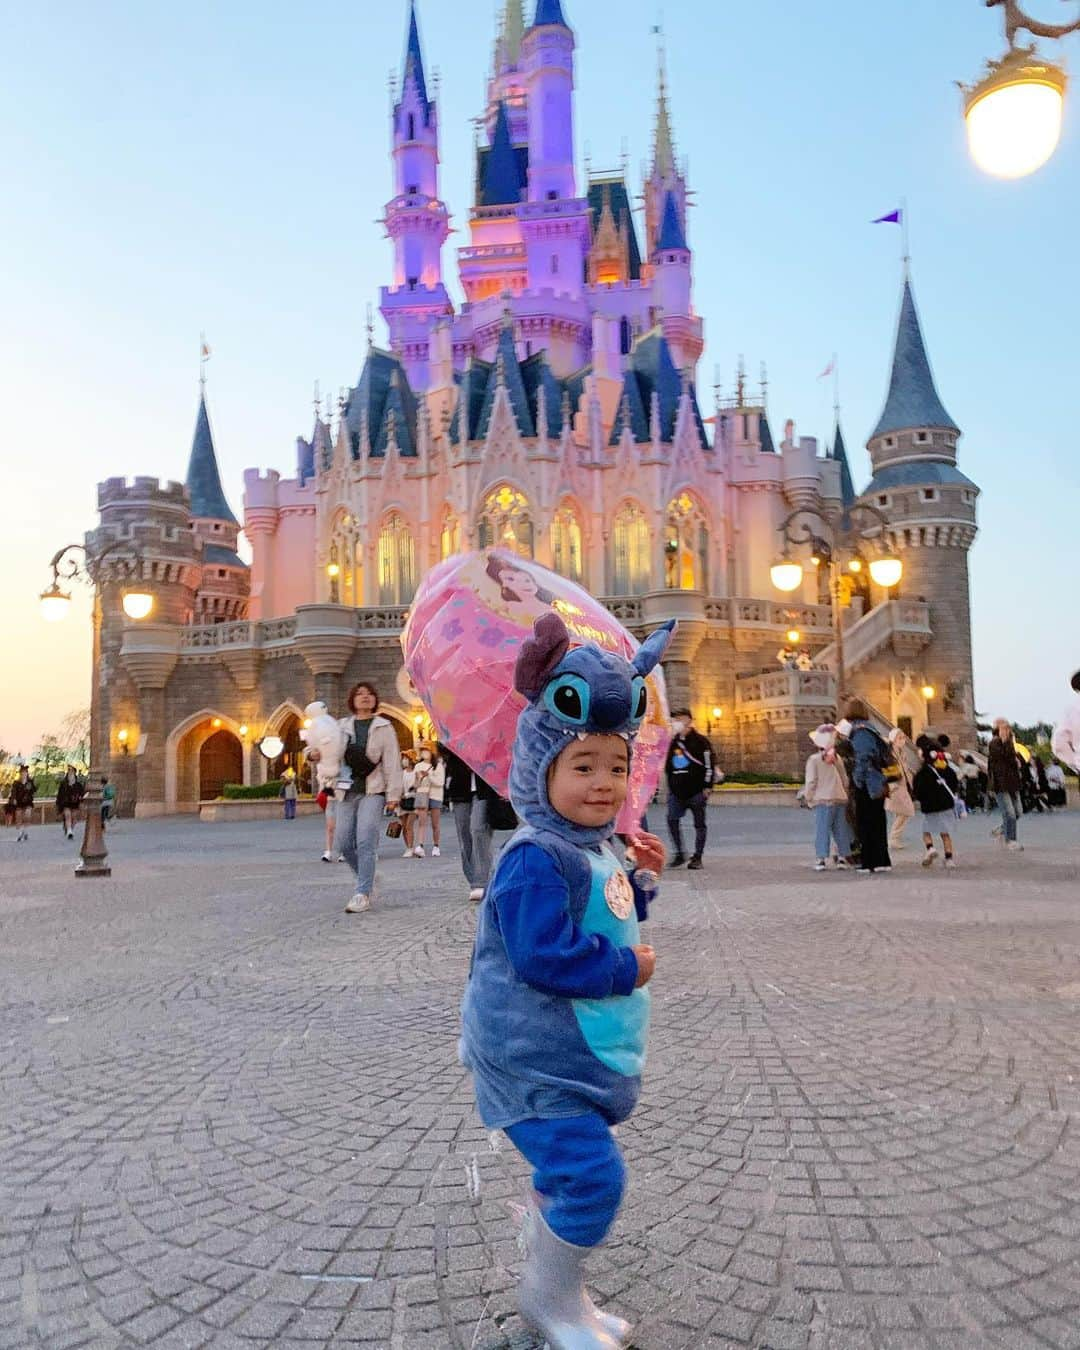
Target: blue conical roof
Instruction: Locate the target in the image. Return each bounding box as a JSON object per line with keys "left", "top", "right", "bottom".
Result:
{"left": 832, "top": 422, "right": 856, "bottom": 508}
{"left": 480, "top": 102, "right": 523, "bottom": 206}
{"left": 871, "top": 277, "right": 958, "bottom": 440}
{"left": 402, "top": 2, "right": 432, "bottom": 125}
{"left": 530, "top": 0, "right": 568, "bottom": 28}
{"left": 186, "top": 395, "right": 238, "bottom": 525}
{"left": 655, "top": 191, "right": 688, "bottom": 253}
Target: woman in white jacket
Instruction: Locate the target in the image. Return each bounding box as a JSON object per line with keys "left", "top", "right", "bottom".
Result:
{"left": 1051, "top": 670, "right": 1080, "bottom": 774}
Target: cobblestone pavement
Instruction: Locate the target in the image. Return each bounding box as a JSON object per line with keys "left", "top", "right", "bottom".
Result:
{"left": 2, "top": 807, "right": 1080, "bottom": 1350}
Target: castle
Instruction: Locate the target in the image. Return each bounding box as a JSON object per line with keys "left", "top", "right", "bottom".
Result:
{"left": 89, "top": 0, "right": 979, "bottom": 815}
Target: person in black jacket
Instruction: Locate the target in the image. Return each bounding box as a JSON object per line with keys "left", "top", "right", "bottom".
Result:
{"left": 664, "top": 709, "right": 716, "bottom": 870}
{"left": 440, "top": 745, "right": 498, "bottom": 903}
{"left": 911, "top": 740, "right": 961, "bottom": 869}
{"left": 987, "top": 719, "right": 1024, "bottom": 851}
{"left": 55, "top": 766, "right": 85, "bottom": 840}
{"left": 8, "top": 766, "right": 36, "bottom": 843}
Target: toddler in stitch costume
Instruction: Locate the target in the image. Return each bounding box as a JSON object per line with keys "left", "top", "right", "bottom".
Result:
{"left": 460, "top": 612, "right": 675, "bottom": 1350}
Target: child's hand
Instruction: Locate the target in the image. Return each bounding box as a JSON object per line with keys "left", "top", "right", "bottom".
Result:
{"left": 629, "top": 832, "right": 666, "bottom": 875}
{"left": 632, "top": 945, "right": 656, "bottom": 987}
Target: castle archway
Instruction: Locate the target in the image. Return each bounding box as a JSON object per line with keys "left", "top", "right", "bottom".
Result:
{"left": 199, "top": 730, "right": 243, "bottom": 801}
{"left": 166, "top": 709, "right": 250, "bottom": 811}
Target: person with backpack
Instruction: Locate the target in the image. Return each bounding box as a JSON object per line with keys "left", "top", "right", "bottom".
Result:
{"left": 664, "top": 708, "right": 717, "bottom": 870}
{"left": 912, "top": 739, "right": 962, "bottom": 869}
{"left": 844, "top": 700, "right": 893, "bottom": 875}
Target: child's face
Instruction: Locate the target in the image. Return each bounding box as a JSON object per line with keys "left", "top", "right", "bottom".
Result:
{"left": 546, "top": 734, "right": 629, "bottom": 828}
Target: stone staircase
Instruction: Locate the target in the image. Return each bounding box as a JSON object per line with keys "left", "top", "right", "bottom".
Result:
{"left": 814, "top": 599, "right": 932, "bottom": 678}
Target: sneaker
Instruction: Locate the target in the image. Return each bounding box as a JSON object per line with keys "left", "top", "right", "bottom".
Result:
{"left": 669, "top": 854, "right": 687, "bottom": 869}
{"left": 468, "top": 888, "right": 484, "bottom": 903}
{"left": 344, "top": 893, "right": 371, "bottom": 914}
{"left": 402, "top": 848, "right": 414, "bottom": 858}
{"left": 321, "top": 851, "right": 334, "bottom": 863}
{"left": 944, "top": 858, "right": 957, "bottom": 870}
{"left": 432, "top": 846, "right": 441, "bottom": 857}
{"left": 1007, "top": 841, "right": 1024, "bottom": 852}
{"left": 857, "top": 868, "right": 875, "bottom": 877}
{"left": 834, "top": 857, "right": 850, "bottom": 869}
{"left": 814, "top": 860, "right": 828, "bottom": 872}
{"left": 687, "top": 856, "right": 704, "bottom": 871}
{"left": 877, "top": 866, "right": 893, "bottom": 873}
{"left": 922, "top": 849, "right": 938, "bottom": 868}
{"left": 414, "top": 846, "right": 425, "bottom": 858}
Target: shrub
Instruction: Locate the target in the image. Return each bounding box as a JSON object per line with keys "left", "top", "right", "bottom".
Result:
{"left": 718, "top": 772, "right": 801, "bottom": 787}
{"left": 221, "top": 781, "right": 288, "bottom": 800}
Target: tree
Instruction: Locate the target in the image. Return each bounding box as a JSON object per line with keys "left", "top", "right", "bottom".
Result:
{"left": 59, "top": 708, "right": 91, "bottom": 769}
{"left": 33, "top": 736, "right": 66, "bottom": 777}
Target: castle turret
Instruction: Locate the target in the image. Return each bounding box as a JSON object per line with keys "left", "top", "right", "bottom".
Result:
{"left": 380, "top": 1, "right": 453, "bottom": 391}
{"left": 644, "top": 44, "right": 687, "bottom": 258}
{"left": 487, "top": 0, "right": 528, "bottom": 142}
{"left": 522, "top": 0, "right": 575, "bottom": 203}
{"left": 185, "top": 391, "right": 250, "bottom": 623}
{"left": 862, "top": 274, "right": 979, "bottom": 742}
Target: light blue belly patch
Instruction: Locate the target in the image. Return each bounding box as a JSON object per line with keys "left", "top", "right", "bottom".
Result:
{"left": 572, "top": 848, "right": 650, "bottom": 1076}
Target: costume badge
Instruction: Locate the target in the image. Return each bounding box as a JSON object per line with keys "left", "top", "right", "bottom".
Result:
{"left": 605, "top": 869, "right": 635, "bottom": 920}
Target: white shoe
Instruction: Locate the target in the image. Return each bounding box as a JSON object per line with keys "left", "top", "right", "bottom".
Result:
{"left": 414, "top": 845, "right": 425, "bottom": 858}
{"left": 432, "top": 846, "right": 441, "bottom": 857}
{"left": 1007, "top": 841, "right": 1024, "bottom": 852}
{"left": 944, "top": 858, "right": 957, "bottom": 870}
{"left": 813, "top": 860, "right": 828, "bottom": 872}
{"left": 321, "top": 851, "right": 334, "bottom": 863}
{"left": 468, "top": 888, "right": 484, "bottom": 903}
{"left": 402, "top": 847, "right": 414, "bottom": 858}
{"left": 922, "top": 848, "right": 937, "bottom": 868}
{"left": 344, "top": 893, "right": 371, "bottom": 914}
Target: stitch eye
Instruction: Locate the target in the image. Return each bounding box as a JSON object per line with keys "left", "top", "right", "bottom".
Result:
{"left": 630, "top": 675, "right": 648, "bottom": 724}
{"left": 544, "top": 674, "right": 590, "bottom": 726}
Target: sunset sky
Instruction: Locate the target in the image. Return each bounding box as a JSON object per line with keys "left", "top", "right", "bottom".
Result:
{"left": 3, "top": 0, "right": 1078, "bottom": 758}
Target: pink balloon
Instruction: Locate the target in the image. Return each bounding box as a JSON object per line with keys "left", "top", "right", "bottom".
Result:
{"left": 402, "top": 550, "right": 671, "bottom": 833}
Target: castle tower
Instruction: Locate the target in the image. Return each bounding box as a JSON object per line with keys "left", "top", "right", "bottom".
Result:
{"left": 643, "top": 44, "right": 687, "bottom": 259}
{"left": 862, "top": 274, "right": 979, "bottom": 742}
{"left": 522, "top": 0, "right": 576, "bottom": 203}
{"left": 185, "top": 390, "right": 250, "bottom": 623}
{"left": 379, "top": 1, "right": 452, "bottom": 391}
{"left": 651, "top": 190, "right": 701, "bottom": 371}
{"left": 487, "top": 0, "right": 528, "bottom": 142}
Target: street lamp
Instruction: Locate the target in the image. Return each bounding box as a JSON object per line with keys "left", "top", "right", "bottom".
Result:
{"left": 38, "top": 540, "right": 151, "bottom": 878}
{"left": 962, "top": 0, "right": 1079, "bottom": 178}
{"left": 259, "top": 736, "right": 286, "bottom": 761}
{"left": 771, "top": 505, "right": 903, "bottom": 705}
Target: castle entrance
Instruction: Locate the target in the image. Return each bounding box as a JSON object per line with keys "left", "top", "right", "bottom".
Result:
{"left": 199, "top": 730, "right": 243, "bottom": 801}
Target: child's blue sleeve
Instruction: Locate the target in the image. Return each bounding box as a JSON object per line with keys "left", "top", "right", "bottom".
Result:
{"left": 492, "top": 844, "right": 639, "bottom": 999}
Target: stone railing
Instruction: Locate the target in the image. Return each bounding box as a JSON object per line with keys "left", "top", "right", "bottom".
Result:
{"left": 704, "top": 598, "right": 833, "bottom": 631}
{"left": 180, "top": 617, "right": 298, "bottom": 651}
{"left": 600, "top": 597, "right": 644, "bottom": 624}
{"left": 355, "top": 607, "right": 410, "bottom": 633}
{"left": 815, "top": 600, "right": 932, "bottom": 675}
{"left": 735, "top": 668, "right": 837, "bottom": 710}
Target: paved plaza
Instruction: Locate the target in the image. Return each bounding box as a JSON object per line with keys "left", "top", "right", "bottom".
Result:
{"left": 2, "top": 807, "right": 1080, "bottom": 1350}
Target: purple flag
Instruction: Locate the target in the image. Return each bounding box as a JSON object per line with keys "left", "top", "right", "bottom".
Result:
{"left": 872, "top": 209, "right": 902, "bottom": 225}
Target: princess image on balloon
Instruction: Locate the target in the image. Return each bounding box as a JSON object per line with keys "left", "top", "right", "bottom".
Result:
{"left": 484, "top": 551, "right": 555, "bottom": 622}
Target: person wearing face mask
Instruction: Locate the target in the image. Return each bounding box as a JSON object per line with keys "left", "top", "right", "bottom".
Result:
{"left": 411, "top": 743, "right": 445, "bottom": 858}
{"left": 664, "top": 709, "right": 716, "bottom": 870}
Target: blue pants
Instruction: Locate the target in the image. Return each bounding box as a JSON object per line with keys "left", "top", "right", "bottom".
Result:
{"left": 814, "top": 803, "right": 852, "bottom": 859}
{"left": 283, "top": 798, "right": 297, "bottom": 820}
{"left": 334, "top": 793, "right": 386, "bottom": 895}
{"left": 667, "top": 791, "right": 707, "bottom": 860}
{"left": 505, "top": 1114, "right": 626, "bottom": 1249}
{"left": 998, "top": 791, "right": 1020, "bottom": 842}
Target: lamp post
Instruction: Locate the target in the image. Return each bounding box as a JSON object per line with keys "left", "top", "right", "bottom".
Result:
{"left": 770, "top": 505, "right": 903, "bottom": 706}
{"left": 962, "top": 0, "right": 1080, "bottom": 178}
{"left": 39, "top": 541, "right": 153, "bottom": 878}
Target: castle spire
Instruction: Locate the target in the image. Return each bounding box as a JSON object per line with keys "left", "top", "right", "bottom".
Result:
{"left": 530, "top": 0, "right": 568, "bottom": 29}
{"left": 402, "top": 1, "right": 432, "bottom": 125}
{"left": 185, "top": 390, "right": 239, "bottom": 526}
{"left": 652, "top": 42, "right": 676, "bottom": 182}
{"left": 480, "top": 101, "right": 522, "bottom": 205}
{"left": 832, "top": 421, "right": 856, "bottom": 510}
{"left": 497, "top": 0, "right": 526, "bottom": 69}
{"left": 871, "top": 276, "right": 958, "bottom": 440}
{"left": 655, "top": 189, "right": 688, "bottom": 253}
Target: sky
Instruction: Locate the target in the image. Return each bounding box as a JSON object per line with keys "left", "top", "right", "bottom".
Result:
{"left": 2, "top": 0, "right": 1078, "bottom": 757}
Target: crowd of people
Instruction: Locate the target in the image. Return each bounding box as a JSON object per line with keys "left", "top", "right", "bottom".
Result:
{"left": 3, "top": 765, "right": 116, "bottom": 843}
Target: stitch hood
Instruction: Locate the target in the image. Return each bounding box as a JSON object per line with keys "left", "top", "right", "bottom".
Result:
{"left": 507, "top": 614, "right": 675, "bottom": 846}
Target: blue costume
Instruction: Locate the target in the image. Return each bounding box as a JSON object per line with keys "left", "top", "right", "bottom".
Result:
{"left": 460, "top": 613, "right": 674, "bottom": 1350}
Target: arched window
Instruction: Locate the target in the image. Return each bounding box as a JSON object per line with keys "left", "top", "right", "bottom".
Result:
{"left": 477, "top": 485, "right": 534, "bottom": 558}
{"left": 440, "top": 507, "right": 461, "bottom": 561}
{"left": 611, "top": 501, "right": 651, "bottom": 596}
{"left": 551, "top": 503, "right": 584, "bottom": 584}
{"left": 377, "top": 513, "right": 417, "bottom": 606}
{"left": 619, "top": 316, "right": 632, "bottom": 355}
{"left": 330, "top": 514, "right": 358, "bottom": 606}
{"left": 664, "top": 493, "right": 709, "bottom": 592}
{"left": 407, "top": 113, "right": 416, "bottom": 141}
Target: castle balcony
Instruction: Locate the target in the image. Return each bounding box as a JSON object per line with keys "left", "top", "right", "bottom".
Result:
{"left": 735, "top": 667, "right": 838, "bottom": 716}
{"left": 813, "top": 599, "right": 932, "bottom": 677}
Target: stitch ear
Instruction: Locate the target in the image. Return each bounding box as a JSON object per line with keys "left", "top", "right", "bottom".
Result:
{"left": 632, "top": 619, "right": 676, "bottom": 676}
{"left": 514, "top": 612, "right": 571, "bottom": 700}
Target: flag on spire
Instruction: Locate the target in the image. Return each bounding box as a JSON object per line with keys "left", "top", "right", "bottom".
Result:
{"left": 817, "top": 359, "right": 835, "bottom": 380}
{"left": 872, "top": 208, "right": 902, "bottom": 225}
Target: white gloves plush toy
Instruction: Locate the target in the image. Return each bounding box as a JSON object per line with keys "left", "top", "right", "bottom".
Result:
{"left": 300, "top": 702, "right": 346, "bottom": 787}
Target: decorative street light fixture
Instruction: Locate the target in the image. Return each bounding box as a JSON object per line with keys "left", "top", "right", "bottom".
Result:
{"left": 38, "top": 540, "right": 152, "bottom": 878}
{"left": 770, "top": 505, "right": 904, "bottom": 704}
{"left": 962, "top": 0, "right": 1080, "bottom": 178}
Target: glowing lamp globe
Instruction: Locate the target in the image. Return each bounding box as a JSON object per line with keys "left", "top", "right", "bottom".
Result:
{"left": 40, "top": 584, "right": 72, "bottom": 622}
{"left": 122, "top": 590, "right": 154, "bottom": 620}
{"left": 259, "top": 736, "right": 285, "bottom": 760}
{"left": 771, "top": 559, "right": 804, "bottom": 593}
{"left": 869, "top": 554, "right": 904, "bottom": 589}
{"left": 964, "top": 51, "right": 1067, "bottom": 179}
{"left": 921, "top": 685, "right": 936, "bottom": 702}
{"left": 786, "top": 628, "right": 801, "bottom": 645}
